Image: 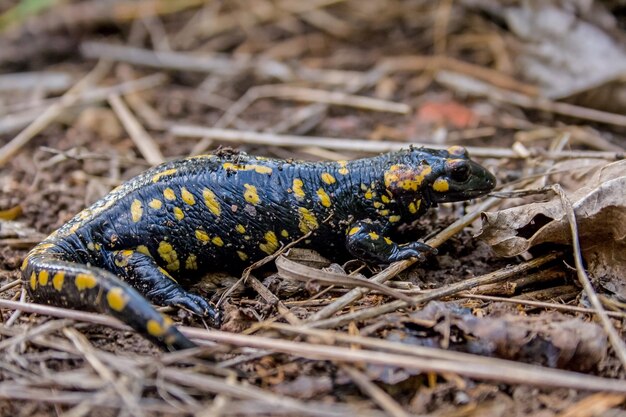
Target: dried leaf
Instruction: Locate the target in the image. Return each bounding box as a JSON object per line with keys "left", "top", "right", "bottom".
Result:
{"left": 480, "top": 160, "right": 626, "bottom": 299}
{"left": 401, "top": 302, "right": 607, "bottom": 371}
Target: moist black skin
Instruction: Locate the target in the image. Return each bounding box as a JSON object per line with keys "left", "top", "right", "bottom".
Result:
{"left": 21, "top": 146, "right": 496, "bottom": 350}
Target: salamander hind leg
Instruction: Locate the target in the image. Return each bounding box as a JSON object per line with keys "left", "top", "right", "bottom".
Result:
{"left": 109, "top": 249, "right": 219, "bottom": 326}
{"left": 23, "top": 255, "right": 195, "bottom": 351}
{"left": 346, "top": 220, "right": 437, "bottom": 264}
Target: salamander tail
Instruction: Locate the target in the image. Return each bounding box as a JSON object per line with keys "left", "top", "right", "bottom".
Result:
{"left": 22, "top": 251, "right": 195, "bottom": 351}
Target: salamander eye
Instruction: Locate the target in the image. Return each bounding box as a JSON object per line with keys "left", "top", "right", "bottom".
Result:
{"left": 448, "top": 161, "right": 470, "bottom": 182}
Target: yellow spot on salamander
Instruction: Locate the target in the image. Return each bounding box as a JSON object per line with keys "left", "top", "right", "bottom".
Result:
{"left": 181, "top": 187, "right": 196, "bottom": 205}
{"left": 237, "top": 251, "right": 248, "bottom": 261}
{"left": 158, "top": 267, "right": 178, "bottom": 283}
{"left": 195, "top": 229, "right": 210, "bottom": 242}
{"left": 107, "top": 287, "right": 128, "bottom": 312}
{"left": 364, "top": 189, "right": 373, "bottom": 200}
{"left": 243, "top": 184, "right": 260, "bottom": 205}
{"left": 259, "top": 231, "right": 279, "bottom": 255}
{"left": 337, "top": 160, "right": 349, "bottom": 175}
{"left": 69, "top": 223, "right": 80, "bottom": 234}
{"left": 251, "top": 165, "right": 273, "bottom": 174}
{"left": 292, "top": 179, "right": 305, "bottom": 200}
{"left": 146, "top": 319, "right": 165, "bottom": 337}
{"left": 173, "top": 207, "right": 184, "bottom": 220}
{"left": 384, "top": 237, "right": 393, "bottom": 245}
{"left": 130, "top": 199, "right": 143, "bottom": 222}
{"left": 381, "top": 195, "right": 390, "bottom": 204}
{"left": 75, "top": 273, "right": 98, "bottom": 291}
{"left": 185, "top": 254, "right": 198, "bottom": 270}
{"left": 212, "top": 236, "right": 224, "bottom": 247}
{"left": 158, "top": 241, "right": 180, "bottom": 272}
{"left": 114, "top": 251, "right": 130, "bottom": 267}
{"left": 373, "top": 201, "right": 383, "bottom": 209}
{"left": 21, "top": 257, "right": 29, "bottom": 271}
{"left": 321, "top": 172, "right": 336, "bottom": 185}
{"left": 447, "top": 145, "right": 466, "bottom": 156}
{"left": 368, "top": 232, "right": 380, "bottom": 240}
{"left": 163, "top": 188, "right": 176, "bottom": 201}
{"left": 298, "top": 208, "right": 319, "bottom": 233}
{"left": 348, "top": 226, "right": 360, "bottom": 236}
{"left": 408, "top": 199, "right": 421, "bottom": 214}
{"left": 433, "top": 178, "right": 450, "bottom": 192}
{"left": 136, "top": 245, "right": 150, "bottom": 255}
{"left": 378, "top": 209, "right": 390, "bottom": 216}
{"left": 203, "top": 188, "right": 221, "bottom": 216}
{"left": 53, "top": 271, "right": 64, "bottom": 291}
{"left": 29, "top": 272, "right": 36, "bottom": 290}
{"left": 152, "top": 168, "right": 178, "bottom": 183}
{"left": 222, "top": 162, "right": 273, "bottom": 175}
{"left": 316, "top": 188, "right": 331, "bottom": 207}
{"left": 149, "top": 199, "right": 163, "bottom": 210}
{"left": 38, "top": 270, "right": 49, "bottom": 286}
{"left": 389, "top": 215, "right": 401, "bottom": 223}
{"left": 384, "top": 164, "right": 432, "bottom": 191}
{"left": 236, "top": 224, "right": 246, "bottom": 234}
{"left": 281, "top": 229, "right": 289, "bottom": 238}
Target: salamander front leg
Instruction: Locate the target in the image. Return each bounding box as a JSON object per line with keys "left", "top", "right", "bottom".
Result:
{"left": 345, "top": 220, "right": 436, "bottom": 264}
{"left": 110, "top": 250, "right": 219, "bottom": 326}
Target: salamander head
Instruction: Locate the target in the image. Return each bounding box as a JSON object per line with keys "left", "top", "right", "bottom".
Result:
{"left": 383, "top": 146, "right": 496, "bottom": 205}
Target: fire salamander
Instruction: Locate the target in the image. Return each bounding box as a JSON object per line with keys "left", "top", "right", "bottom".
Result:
{"left": 21, "top": 146, "right": 495, "bottom": 350}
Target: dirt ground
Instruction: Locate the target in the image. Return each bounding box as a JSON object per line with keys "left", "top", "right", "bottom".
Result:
{"left": 1, "top": 1, "right": 625, "bottom": 416}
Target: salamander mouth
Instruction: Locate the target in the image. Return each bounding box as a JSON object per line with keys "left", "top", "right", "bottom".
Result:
{"left": 430, "top": 167, "right": 496, "bottom": 203}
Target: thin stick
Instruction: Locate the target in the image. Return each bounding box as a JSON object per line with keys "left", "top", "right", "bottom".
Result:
{"left": 0, "top": 72, "right": 165, "bottom": 161}
{"left": 2, "top": 299, "right": 624, "bottom": 392}
{"left": 553, "top": 184, "right": 626, "bottom": 370}
{"left": 171, "top": 126, "right": 623, "bottom": 160}
{"left": 437, "top": 70, "right": 626, "bottom": 128}
{"left": 457, "top": 293, "right": 626, "bottom": 319}
{"left": 341, "top": 365, "right": 410, "bottom": 417}
{"left": 63, "top": 328, "right": 143, "bottom": 417}
{"left": 308, "top": 252, "right": 560, "bottom": 329}
{"left": 180, "top": 327, "right": 625, "bottom": 393}
{"left": 0, "top": 61, "right": 111, "bottom": 167}
{"left": 308, "top": 196, "right": 500, "bottom": 322}
{"left": 108, "top": 94, "right": 164, "bottom": 165}
{"left": 161, "top": 368, "right": 371, "bottom": 417}
{"left": 0, "top": 279, "right": 20, "bottom": 294}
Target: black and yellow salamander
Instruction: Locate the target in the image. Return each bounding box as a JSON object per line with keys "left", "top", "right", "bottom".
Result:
{"left": 21, "top": 146, "right": 495, "bottom": 350}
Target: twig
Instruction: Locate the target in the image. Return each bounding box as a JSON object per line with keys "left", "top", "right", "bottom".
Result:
{"left": 108, "top": 94, "right": 164, "bottom": 165}
{"left": 553, "top": 184, "right": 626, "bottom": 370}
{"left": 308, "top": 252, "right": 561, "bottom": 329}
{"left": 307, "top": 196, "right": 500, "bottom": 322}
{"left": 246, "top": 275, "right": 303, "bottom": 326}
{"left": 63, "top": 328, "right": 144, "bottom": 417}
{"left": 437, "top": 70, "right": 626, "bottom": 128}
{"left": 275, "top": 255, "right": 417, "bottom": 305}
{"left": 81, "top": 41, "right": 293, "bottom": 81}
{"left": 218, "top": 86, "right": 410, "bottom": 125}
{"left": 171, "top": 126, "right": 623, "bottom": 160}
{"left": 180, "top": 327, "right": 626, "bottom": 393}
{"left": 0, "top": 71, "right": 165, "bottom": 161}
{"left": 341, "top": 365, "right": 410, "bottom": 417}
{"left": 161, "top": 368, "right": 374, "bottom": 417}
{"left": 556, "top": 392, "right": 626, "bottom": 417}
{"left": 457, "top": 293, "right": 626, "bottom": 319}
{"left": 0, "top": 72, "right": 72, "bottom": 93}
{"left": 3, "top": 299, "right": 624, "bottom": 392}
{"left": 0, "top": 279, "right": 20, "bottom": 294}
{"left": 0, "top": 61, "right": 111, "bottom": 167}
